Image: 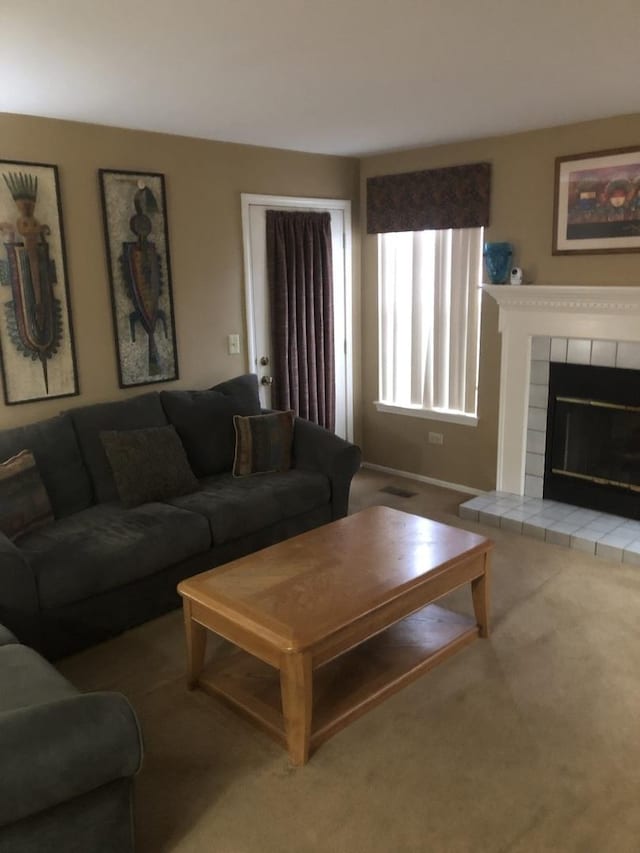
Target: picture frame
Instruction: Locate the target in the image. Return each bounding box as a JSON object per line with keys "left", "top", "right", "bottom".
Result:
{"left": 0, "top": 159, "right": 79, "bottom": 405}
{"left": 553, "top": 146, "right": 640, "bottom": 255}
{"left": 99, "top": 169, "right": 179, "bottom": 387}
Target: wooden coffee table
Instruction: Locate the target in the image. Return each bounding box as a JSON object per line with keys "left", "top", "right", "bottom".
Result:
{"left": 177, "top": 506, "right": 493, "bottom": 765}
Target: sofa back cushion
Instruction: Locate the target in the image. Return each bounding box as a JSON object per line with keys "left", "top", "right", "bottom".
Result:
{"left": 161, "top": 374, "right": 261, "bottom": 476}
{"left": 68, "top": 393, "right": 168, "bottom": 503}
{"left": 0, "top": 415, "right": 92, "bottom": 517}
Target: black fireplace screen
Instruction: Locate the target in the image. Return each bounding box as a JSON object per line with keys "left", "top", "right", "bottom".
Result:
{"left": 550, "top": 397, "right": 640, "bottom": 490}
{"left": 544, "top": 362, "right": 640, "bottom": 518}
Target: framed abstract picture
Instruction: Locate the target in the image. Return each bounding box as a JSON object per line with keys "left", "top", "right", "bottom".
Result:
{"left": 0, "top": 160, "right": 79, "bottom": 405}
{"left": 553, "top": 146, "right": 640, "bottom": 254}
{"left": 99, "top": 169, "right": 179, "bottom": 387}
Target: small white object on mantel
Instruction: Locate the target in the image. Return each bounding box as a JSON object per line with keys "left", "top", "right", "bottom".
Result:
{"left": 509, "top": 267, "right": 523, "bottom": 285}
{"left": 483, "top": 283, "right": 640, "bottom": 495}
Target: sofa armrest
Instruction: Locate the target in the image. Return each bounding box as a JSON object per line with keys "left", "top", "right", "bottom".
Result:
{"left": 292, "top": 418, "right": 361, "bottom": 519}
{"left": 0, "top": 532, "right": 40, "bottom": 645}
{"left": 0, "top": 691, "right": 143, "bottom": 827}
{"left": 0, "top": 624, "right": 17, "bottom": 647}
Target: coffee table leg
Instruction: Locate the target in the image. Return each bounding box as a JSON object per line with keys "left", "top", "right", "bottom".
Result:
{"left": 471, "top": 552, "right": 491, "bottom": 638}
{"left": 183, "top": 600, "right": 207, "bottom": 689}
{"left": 280, "top": 652, "right": 312, "bottom": 766}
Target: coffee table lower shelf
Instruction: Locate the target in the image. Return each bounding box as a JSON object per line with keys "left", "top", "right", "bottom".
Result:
{"left": 196, "top": 603, "right": 478, "bottom": 757}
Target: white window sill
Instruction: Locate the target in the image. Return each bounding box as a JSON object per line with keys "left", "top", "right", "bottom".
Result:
{"left": 373, "top": 401, "right": 478, "bottom": 427}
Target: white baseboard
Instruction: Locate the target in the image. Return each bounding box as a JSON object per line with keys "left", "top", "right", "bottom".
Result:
{"left": 360, "top": 462, "right": 485, "bottom": 496}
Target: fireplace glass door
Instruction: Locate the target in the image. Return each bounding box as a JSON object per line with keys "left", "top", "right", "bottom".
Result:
{"left": 544, "top": 362, "right": 640, "bottom": 519}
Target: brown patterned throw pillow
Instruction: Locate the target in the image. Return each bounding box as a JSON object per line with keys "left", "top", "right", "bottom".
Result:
{"left": 233, "top": 411, "right": 294, "bottom": 477}
{"left": 100, "top": 425, "right": 199, "bottom": 507}
{"left": 0, "top": 450, "right": 54, "bottom": 540}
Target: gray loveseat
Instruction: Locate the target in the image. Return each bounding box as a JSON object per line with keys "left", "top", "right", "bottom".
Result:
{"left": 0, "top": 374, "right": 361, "bottom": 660}
{"left": 0, "top": 623, "right": 142, "bottom": 853}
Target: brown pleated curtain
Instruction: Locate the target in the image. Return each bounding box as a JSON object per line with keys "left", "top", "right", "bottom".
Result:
{"left": 266, "top": 210, "right": 335, "bottom": 431}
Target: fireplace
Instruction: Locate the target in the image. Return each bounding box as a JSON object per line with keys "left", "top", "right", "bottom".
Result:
{"left": 459, "top": 285, "right": 640, "bottom": 560}
{"left": 482, "top": 283, "right": 640, "bottom": 497}
{"left": 544, "top": 362, "right": 640, "bottom": 519}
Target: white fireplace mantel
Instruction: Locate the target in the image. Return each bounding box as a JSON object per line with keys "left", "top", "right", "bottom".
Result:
{"left": 484, "top": 284, "right": 640, "bottom": 495}
{"left": 484, "top": 284, "right": 640, "bottom": 317}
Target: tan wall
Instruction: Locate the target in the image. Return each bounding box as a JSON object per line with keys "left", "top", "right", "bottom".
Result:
{"left": 0, "top": 114, "right": 359, "bottom": 430}
{"left": 360, "top": 113, "right": 640, "bottom": 491}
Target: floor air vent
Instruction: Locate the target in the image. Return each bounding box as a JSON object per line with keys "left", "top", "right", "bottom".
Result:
{"left": 380, "top": 485, "right": 418, "bottom": 498}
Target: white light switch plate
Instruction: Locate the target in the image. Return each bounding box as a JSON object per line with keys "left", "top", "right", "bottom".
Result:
{"left": 228, "top": 334, "right": 240, "bottom": 355}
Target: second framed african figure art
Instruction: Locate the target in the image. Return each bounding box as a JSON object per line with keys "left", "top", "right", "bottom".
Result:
{"left": 99, "top": 169, "right": 179, "bottom": 387}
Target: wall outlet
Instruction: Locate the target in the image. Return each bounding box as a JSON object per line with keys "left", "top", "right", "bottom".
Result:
{"left": 428, "top": 431, "right": 444, "bottom": 445}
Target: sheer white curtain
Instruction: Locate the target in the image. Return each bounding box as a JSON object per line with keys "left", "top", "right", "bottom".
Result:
{"left": 378, "top": 228, "right": 482, "bottom": 416}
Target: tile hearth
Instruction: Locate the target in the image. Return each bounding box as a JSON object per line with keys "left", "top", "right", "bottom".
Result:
{"left": 459, "top": 492, "right": 640, "bottom": 565}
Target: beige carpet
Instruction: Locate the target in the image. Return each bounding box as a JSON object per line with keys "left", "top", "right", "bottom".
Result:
{"left": 58, "top": 468, "right": 640, "bottom": 853}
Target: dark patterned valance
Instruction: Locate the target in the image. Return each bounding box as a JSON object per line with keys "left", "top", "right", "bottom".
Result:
{"left": 366, "top": 162, "right": 491, "bottom": 233}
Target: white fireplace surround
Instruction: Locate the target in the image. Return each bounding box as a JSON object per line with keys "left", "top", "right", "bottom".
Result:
{"left": 484, "top": 284, "right": 640, "bottom": 496}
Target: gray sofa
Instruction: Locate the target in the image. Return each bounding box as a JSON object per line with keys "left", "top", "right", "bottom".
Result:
{"left": 0, "top": 623, "right": 142, "bottom": 853}
{"left": 0, "top": 374, "right": 361, "bottom": 660}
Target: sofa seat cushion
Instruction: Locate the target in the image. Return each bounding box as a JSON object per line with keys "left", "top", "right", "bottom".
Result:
{"left": 17, "top": 503, "right": 212, "bottom": 609}
{"left": 0, "top": 644, "right": 77, "bottom": 713}
{"left": 167, "top": 469, "right": 330, "bottom": 545}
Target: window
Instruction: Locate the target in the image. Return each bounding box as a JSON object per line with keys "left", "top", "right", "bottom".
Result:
{"left": 376, "top": 227, "right": 483, "bottom": 425}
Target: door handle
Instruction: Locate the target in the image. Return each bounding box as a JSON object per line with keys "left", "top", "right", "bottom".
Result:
{"left": 260, "top": 376, "right": 273, "bottom": 386}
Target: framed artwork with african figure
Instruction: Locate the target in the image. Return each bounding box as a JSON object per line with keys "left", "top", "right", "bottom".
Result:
{"left": 99, "top": 169, "right": 179, "bottom": 387}
{"left": 553, "top": 146, "right": 640, "bottom": 254}
{"left": 0, "top": 160, "right": 79, "bottom": 405}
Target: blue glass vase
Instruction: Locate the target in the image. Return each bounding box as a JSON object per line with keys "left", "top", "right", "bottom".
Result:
{"left": 483, "top": 242, "right": 513, "bottom": 284}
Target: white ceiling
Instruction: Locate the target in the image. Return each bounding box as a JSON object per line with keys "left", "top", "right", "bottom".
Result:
{"left": 3, "top": 0, "right": 640, "bottom": 157}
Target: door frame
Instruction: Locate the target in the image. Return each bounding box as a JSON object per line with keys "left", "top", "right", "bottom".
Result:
{"left": 240, "top": 193, "right": 354, "bottom": 441}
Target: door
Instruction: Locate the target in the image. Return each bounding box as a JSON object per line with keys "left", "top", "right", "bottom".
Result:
{"left": 241, "top": 194, "right": 353, "bottom": 440}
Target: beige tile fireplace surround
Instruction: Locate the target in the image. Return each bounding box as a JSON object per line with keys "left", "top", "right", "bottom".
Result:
{"left": 459, "top": 284, "right": 640, "bottom": 563}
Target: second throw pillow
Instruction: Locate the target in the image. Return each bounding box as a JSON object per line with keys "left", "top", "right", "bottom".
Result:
{"left": 233, "top": 411, "right": 294, "bottom": 477}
